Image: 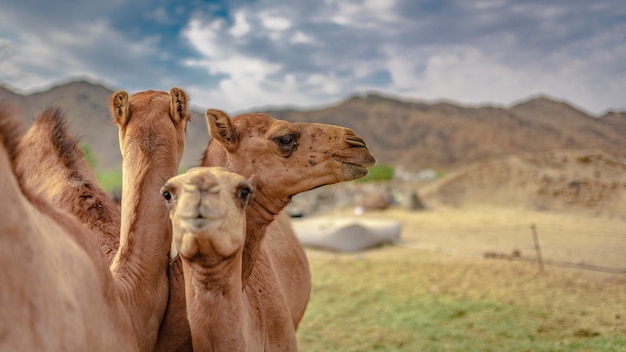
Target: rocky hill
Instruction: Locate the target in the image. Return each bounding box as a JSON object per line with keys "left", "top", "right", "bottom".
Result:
{"left": 419, "top": 149, "right": 626, "bottom": 217}
{"left": 0, "top": 80, "right": 209, "bottom": 171}
{"left": 1, "top": 79, "right": 625, "bottom": 173}
{"left": 265, "top": 94, "right": 626, "bottom": 170}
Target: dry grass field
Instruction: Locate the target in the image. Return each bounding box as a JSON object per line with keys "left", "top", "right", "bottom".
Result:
{"left": 296, "top": 206, "right": 626, "bottom": 351}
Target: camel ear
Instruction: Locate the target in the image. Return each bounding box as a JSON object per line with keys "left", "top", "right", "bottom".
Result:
{"left": 169, "top": 87, "right": 190, "bottom": 125}
{"left": 247, "top": 174, "right": 258, "bottom": 190}
{"left": 206, "top": 109, "right": 238, "bottom": 151}
{"left": 110, "top": 91, "right": 130, "bottom": 127}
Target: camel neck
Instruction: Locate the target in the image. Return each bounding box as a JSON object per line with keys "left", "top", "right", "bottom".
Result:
{"left": 114, "top": 157, "right": 174, "bottom": 273}
{"left": 182, "top": 255, "right": 247, "bottom": 351}
{"left": 110, "top": 148, "right": 176, "bottom": 352}
{"left": 240, "top": 187, "right": 290, "bottom": 287}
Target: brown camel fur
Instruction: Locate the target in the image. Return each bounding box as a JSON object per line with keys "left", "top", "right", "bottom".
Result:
{"left": 157, "top": 109, "right": 376, "bottom": 349}
{"left": 109, "top": 88, "right": 191, "bottom": 351}
{"left": 203, "top": 109, "right": 376, "bottom": 313}
{"left": 163, "top": 167, "right": 298, "bottom": 351}
{"left": 16, "top": 89, "right": 191, "bottom": 350}
{"left": 203, "top": 110, "right": 376, "bottom": 285}
{"left": 0, "top": 105, "right": 140, "bottom": 351}
{"left": 12, "top": 99, "right": 374, "bottom": 350}
{"left": 16, "top": 107, "right": 120, "bottom": 264}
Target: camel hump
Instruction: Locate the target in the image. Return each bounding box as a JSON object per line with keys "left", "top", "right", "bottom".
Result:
{"left": 0, "top": 103, "right": 25, "bottom": 168}
{"left": 33, "top": 107, "right": 84, "bottom": 170}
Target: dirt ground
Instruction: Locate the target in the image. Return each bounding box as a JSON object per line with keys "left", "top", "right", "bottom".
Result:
{"left": 297, "top": 149, "right": 626, "bottom": 275}
{"left": 308, "top": 206, "right": 626, "bottom": 274}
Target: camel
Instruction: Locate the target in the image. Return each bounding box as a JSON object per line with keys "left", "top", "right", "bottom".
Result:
{"left": 14, "top": 88, "right": 191, "bottom": 351}
{"left": 109, "top": 88, "right": 191, "bottom": 351}
{"left": 13, "top": 96, "right": 374, "bottom": 350}
{"left": 158, "top": 109, "right": 376, "bottom": 350}
{"left": 16, "top": 107, "right": 120, "bottom": 264}
{"left": 162, "top": 166, "right": 298, "bottom": 351}
{"left": 202, "top": 110, "right": 376, "bottom": 286}
{"left": 0, "top": 105, "right": 139, "bottom": 351}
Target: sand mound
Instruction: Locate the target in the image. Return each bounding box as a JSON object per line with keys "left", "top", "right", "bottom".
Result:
{"left": 422, "top": 149, "right": 626, "bottom": 217}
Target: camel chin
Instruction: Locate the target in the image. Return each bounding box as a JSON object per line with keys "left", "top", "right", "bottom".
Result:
{"left": 339, "top": 161, "right": 370, "bottom": 181}
{"left": 177, "top": 220, "right": 241, "bottom": 259}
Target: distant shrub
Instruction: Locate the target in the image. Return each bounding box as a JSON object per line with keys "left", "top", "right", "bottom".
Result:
{"left": 357, "top": 164, "right": 394, "bottom": 182}
{"left": 80, "top": 144, "right": 98, "bottom": 170}
{"left": 97, "top": 169, "right": 122, "bottom": 193}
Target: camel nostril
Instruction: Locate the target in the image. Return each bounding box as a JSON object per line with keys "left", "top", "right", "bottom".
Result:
{"left": 345, "top": 135, "right": 367, "bottom": 148}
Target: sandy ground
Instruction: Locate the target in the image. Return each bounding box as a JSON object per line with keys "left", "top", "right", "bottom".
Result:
{"left": 293, "top": 149, "right": 626, "bottom": 279}
{"left": 302, "top": 205, "right": 626, "bottom": 275}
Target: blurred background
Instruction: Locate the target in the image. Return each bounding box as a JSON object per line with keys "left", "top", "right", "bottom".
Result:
{"left": 1, "top": 1, "right": 625, "bottom": 350}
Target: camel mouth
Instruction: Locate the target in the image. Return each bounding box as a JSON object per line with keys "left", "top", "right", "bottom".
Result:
{"left": 342, "top": 161, "right": 371, "bottom": 169}
{"left": 333, "top": 148, "right": 376, "bottom": 169}
{"left": 337, "top": 154, "right": 376, "bottom": 169}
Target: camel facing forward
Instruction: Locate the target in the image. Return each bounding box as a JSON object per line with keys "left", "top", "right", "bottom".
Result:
{"left": 159, "top": 109, "right": 376, "bottom": 350}
{"left": 10, "top": 95, "right": 375, "bottom": 350}
{"left": 13, "top": 88, "right": 191, "bottom": 351}
{"left": 109, "top": 88, "right": 190, "bottom": 351}
{"left": 162, "top": 167, "right": 298, "bottom": 351}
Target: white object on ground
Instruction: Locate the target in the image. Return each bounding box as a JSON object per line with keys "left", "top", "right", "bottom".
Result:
{"left": 291, "top": 217, "right": 402, "bottom": 252}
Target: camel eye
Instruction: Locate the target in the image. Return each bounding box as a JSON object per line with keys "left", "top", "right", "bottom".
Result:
{"left": 162, "top": 190, "right": 172, "bottom": 201}
{"left": 237, "top": 186, "right": 252, "bottom": 204}
{"left": 274, "top": 134, "right": 295, "bottom": 146}
{"left": 272, "top": 133, "right": 300, "bottom": 157}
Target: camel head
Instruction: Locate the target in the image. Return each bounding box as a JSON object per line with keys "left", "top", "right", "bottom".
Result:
{"left": 110, "top": 88, "right": 190, "bottom": 167}
{"left": 162, "top": 167, "right": 254, "bottom": 261}
{"left": 202, "top": 110, "right": 376, "bottom": 199}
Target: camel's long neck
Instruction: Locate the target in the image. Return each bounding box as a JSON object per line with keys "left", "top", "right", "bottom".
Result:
{"left": 241, "top": 187, "right": 289, "bottom": 287}
{"left": 111, "top": 145, "right": 176, "bottom": 352}
{"left": 182, "top": 255, "right": 247, "bottom": 351}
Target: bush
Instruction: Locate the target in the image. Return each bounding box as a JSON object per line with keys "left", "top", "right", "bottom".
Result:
{"left": 357, "top": 164, "right": 394, "bottom": 182}
{"left": 80, "top": 144, "right": 98, "bottom": 170}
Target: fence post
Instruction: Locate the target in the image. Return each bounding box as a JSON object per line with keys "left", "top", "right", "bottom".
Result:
{"left": 530, "top": 223, "right": 545, "bottom": 273}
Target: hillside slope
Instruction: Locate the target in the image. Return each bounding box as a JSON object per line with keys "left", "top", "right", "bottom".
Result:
{"left": 2, "top": 80, "right": 625, "bottom": 172}
{"left": 264, "top": 94, "right": 626, "bottom": 170}
{"left": 0, "top": 80, "right": 209, "bottom": 171}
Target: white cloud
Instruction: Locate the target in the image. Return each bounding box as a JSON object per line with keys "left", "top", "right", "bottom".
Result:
{"left": 1, "top": 0, "right": 625, "bottom": 115}
{"left": 183, "top": 18, "right": 224, "bottom": 58}
{"left": 2, "top": 17, "right": 162, "bottom": 93}
{"left": 229, "top": 10, "right": 250, "bottom": 37}
{"left": 259, "top": 13, "right": 292, "bottom": 31}
{"left": 290, "top": 31, "right": 316, "bottom": 44}
{"left": 326, "top": 0, "right": 399, "bottom": 28}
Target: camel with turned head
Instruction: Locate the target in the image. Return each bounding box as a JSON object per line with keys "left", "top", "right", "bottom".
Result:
{"left": 13, "top": 96, "right": 375, "bottom": 350}
{"left": 157, "top": 109, "right": 376, "bottom": 350}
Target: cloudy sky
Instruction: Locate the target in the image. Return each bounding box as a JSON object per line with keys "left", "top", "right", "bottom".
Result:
{"left": 0, "top": 0, "right": 624, "bottom": 115}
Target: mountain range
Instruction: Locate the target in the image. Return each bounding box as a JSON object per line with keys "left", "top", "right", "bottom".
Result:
{"left": 1, "top": 79, "right": 625, "bottom": 172}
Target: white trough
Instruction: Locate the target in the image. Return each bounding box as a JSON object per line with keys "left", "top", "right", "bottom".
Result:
{"left": 291, "top": 217, "right": 402, "bottom": 252}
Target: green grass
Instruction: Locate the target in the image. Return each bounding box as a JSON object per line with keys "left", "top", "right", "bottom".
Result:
{"left": 358, "top": 165, "right": 395, "bottom": 182}
{"left": 96, "top": 169, "right": 123, "bottom": 193}
{"left": 297, "top": 249, "right": 626, "bottom": 351}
